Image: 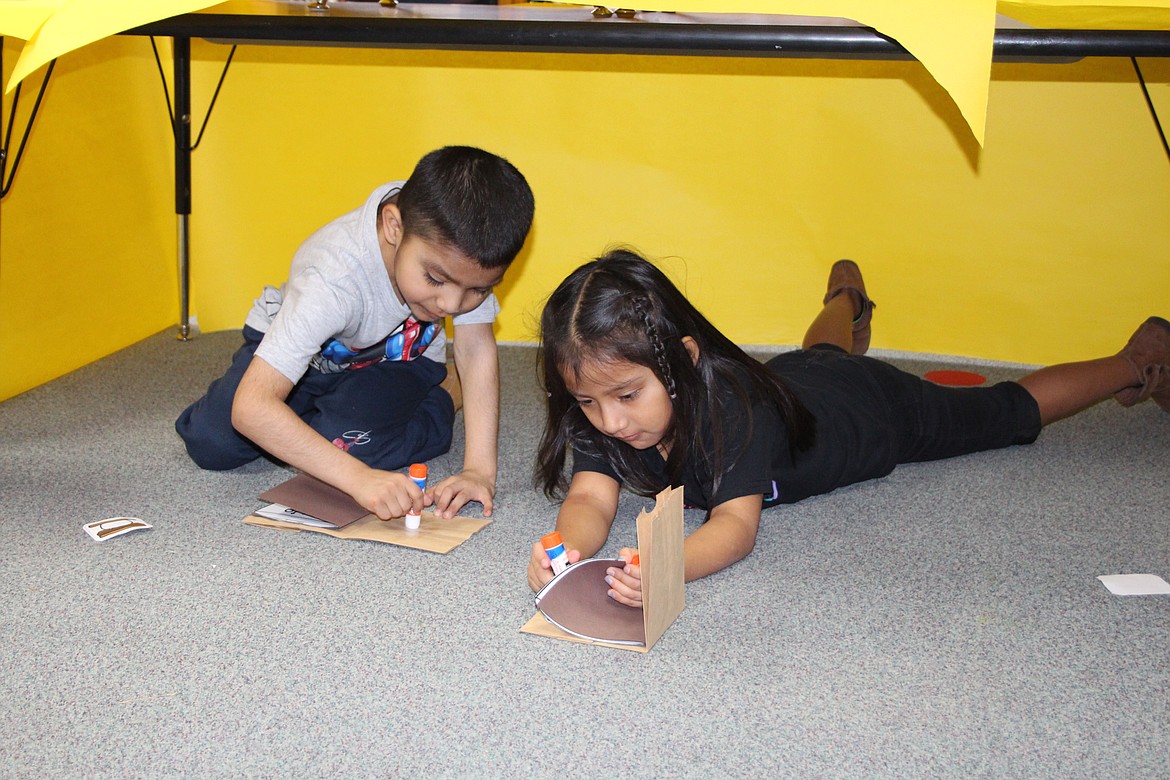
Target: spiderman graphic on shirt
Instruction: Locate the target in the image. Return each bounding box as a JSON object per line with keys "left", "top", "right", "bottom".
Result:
{"left": 319, "top": 317, "right": 439, "bottom": 370}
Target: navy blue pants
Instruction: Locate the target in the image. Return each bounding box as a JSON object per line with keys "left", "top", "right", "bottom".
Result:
{"left": 176, "top": 326, "right": 454, "bottom": 471}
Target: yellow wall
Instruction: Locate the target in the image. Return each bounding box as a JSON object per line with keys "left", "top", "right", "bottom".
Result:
{"left": 3, "top": 37, "right": 1170, "bottom": 403}
{"left": 0, "top": 36, "right": 175, "bottom": 401}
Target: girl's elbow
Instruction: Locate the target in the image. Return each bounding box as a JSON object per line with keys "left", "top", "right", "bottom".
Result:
{"left": 732, "top": 536, "right": 756, "bottom": 566}
{"left": 730, "top": 522, "right": 760, "bottom": 564}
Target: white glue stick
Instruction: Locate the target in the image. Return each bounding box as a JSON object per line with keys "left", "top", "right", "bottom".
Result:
{"left": 405, "top": 463, "right": 427, "bottom": 530}
{"left": 542, "top": 532, "right": 570, "bottom": 575}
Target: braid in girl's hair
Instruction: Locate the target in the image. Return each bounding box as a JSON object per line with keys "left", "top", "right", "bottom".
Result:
{"left": 632, "top": 296, "right": 677, "bottom": 399}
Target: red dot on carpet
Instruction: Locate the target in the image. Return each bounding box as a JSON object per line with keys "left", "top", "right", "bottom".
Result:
{"left": 925, "top": 369, "right": 987, "bottom": 386}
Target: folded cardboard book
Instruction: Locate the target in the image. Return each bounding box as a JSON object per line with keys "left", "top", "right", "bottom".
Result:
{"left": 520, "top": 486, "right": 685, "bottom": 652}
{"left": 244, "top": 473, "right": 490, "bottom": 554}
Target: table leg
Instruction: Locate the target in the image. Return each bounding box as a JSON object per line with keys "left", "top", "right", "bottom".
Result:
{"left": 173, "top": 36, "right": 193, "bottom": 340}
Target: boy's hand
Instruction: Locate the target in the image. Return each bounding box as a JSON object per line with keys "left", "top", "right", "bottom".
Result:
{"left": 605, "top": 547, "right": 642, "bottom": 608}
{"left": 428, "top": 471, "right": 494, "bottom": 519}
{"left": 350, "top": 470, "right": 425, "bottom": 521}
{"left": 527, "top": 540, "right": 582, "bottom": 592}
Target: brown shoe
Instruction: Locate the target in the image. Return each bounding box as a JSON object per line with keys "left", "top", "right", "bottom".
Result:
{"left": 440, "top": 359, "right": 463, "bottom": 413}
{"left": 823, "top": 259, "right": 876, "bottom": 355}
{"left": 1115, "top": 316, "right": 1170, "bottom": 411}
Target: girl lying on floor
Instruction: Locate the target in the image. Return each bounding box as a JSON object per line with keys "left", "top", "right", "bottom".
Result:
{"left": 526, "top": 249, "right": 1169, "bottom": 606}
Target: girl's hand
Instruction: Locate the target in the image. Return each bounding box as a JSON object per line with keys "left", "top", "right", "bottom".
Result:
{"left": 606, "top": 547, "right": 642, "bottom": 608}
{"left": 527, "top": 540, "right": 582, "bottom": 592}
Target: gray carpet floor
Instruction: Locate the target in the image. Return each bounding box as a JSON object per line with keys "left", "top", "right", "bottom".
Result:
{"left": 1, "top": 330, "right": 1167, "bottom": 778}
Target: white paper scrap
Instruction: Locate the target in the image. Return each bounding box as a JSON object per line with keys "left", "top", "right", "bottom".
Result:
{"left": 83, "top": 517, "right": 152, "bottom": 542}
{"left": 1097, "top": 574, "right": 1170, "bottom": 596}
{"left": 253, "top": 503, "right": 337, "bottom": 529}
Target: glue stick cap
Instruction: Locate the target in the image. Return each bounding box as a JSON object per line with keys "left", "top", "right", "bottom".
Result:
{"left": 541, "top": 532, "right": 563, "bottom": 549}
{"left": 409, "top": 463, "right": 427, "bottom": 480}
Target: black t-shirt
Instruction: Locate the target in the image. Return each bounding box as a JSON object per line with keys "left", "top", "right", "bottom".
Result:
{"left": 571, "top": 349, "right": 906, "bottom": 509}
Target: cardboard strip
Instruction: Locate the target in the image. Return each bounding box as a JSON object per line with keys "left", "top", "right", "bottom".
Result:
{"left": 637, "top": 486, "right": 686, "bottom": 649}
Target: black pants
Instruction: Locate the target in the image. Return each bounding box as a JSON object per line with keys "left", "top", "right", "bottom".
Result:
{"left": 762, "top": 346, "right": 1043, "bottom": 504}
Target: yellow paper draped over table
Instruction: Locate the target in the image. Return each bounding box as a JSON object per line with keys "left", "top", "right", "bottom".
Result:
{"left": 0, "top": 0, "right": 1168, "bottom": 144}
{"left": 574, "top": 1, "right": 1000, "bottom": 141}
{"left": 0, "top": 1, "right": 61, "bottom": 41}
{"left": 553, "top": 0, "right": 1170, "bottom": 145}
{"left": 1001, "top": 0, "right": 1170, "bottom": 29}
{"left": 0, "top": 0, "right": 224, "bottom": 90}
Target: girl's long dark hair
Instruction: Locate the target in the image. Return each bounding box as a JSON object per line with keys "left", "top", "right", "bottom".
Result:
{"left": 535, "top": 248, "right": 815, "bottom": 500}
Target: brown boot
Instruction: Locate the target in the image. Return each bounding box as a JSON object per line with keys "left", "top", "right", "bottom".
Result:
{"left": 440, "top": 359, "right": 463, "bottom": 413}
{"left": 1115, "top": 316, "right": 1170, "bottom": 411}
{"left": 824, "top": 259, "right": 876, "bottom": 355}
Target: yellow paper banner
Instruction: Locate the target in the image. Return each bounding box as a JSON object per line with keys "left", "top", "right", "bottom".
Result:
{"left": 0, "top": 0, "right": 224, "bottom": 92}
{"left": 1, "top": 1, "right": 1167, "bottom": 144}
{"left": 999, "top": 0, "right": 1170, "bottom": 29}
{"left": 553, "top": 0, "right": 1000, "bottom": 143}
{"left": 0, "top": 1, "right": 61, "bottom": 42}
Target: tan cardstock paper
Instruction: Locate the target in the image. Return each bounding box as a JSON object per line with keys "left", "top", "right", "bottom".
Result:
{"left": 245, "top": 472, "right": 490, "bottom": 553}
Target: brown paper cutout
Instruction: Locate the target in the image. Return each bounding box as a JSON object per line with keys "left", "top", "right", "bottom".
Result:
{"left": 257, "top": 473, "right": 368, "bottom": 528}
{"left": 532, "top": 559, "right": 646, "bottom": 645}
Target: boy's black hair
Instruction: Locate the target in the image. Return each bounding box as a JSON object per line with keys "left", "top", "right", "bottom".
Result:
{"left": 535, "top": 248, "right": 815, "bottom": 500}
{"left": 396, "top": 146, "right": 534, "bottom": 270}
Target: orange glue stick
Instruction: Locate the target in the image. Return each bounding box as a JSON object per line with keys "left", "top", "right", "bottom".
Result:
{"left": 405, "top": 463, "right": 427, "bottom": 530}
{"left": 542, "top": 532, "right": 570, "bottom": 575}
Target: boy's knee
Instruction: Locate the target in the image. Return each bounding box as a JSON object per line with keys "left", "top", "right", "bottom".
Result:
{"left": 175, "top": 411, "right": 259, "bottom": 471}
{"left": 339, "top": 391, "right": 455, "bottom": 470}
{"left": 184, "top": 441, "right": 258, "bottom": 471}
